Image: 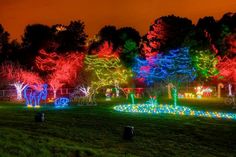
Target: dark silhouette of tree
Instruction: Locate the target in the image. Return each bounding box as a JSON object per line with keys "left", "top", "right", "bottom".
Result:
{"left": 21, "top": 24, "right": 53, "bottom": 68}
{"left": 0, "top": 24, "right": 10, "bottom": 63}
{"left": 55, "top": 21, "right": 88, "bottom": 53}
{"left": 120, "top": 39, "right": 139, "bottom": 68}
{"left": 223, "top": 33, "right": 236, "bottom": 57}
{"left": 7, "top": 40, "right": 21, "bottom": 62}
{"left": 142, "top": 15, "right": 193, "bottom": 57}
{"left": 218, "top": 12, "right": 236, "bottom": 32}
{"left": 196, "top": 16, "right": 220, "bottom": 53}
{"left": 99, "top": 25, "right": 117, "bottom": 44}
{"left": 22, "top": 24, "right": 53, "bottom": 50}
{"left": 217, "top": 12, "right": 236, "bottom": 56}
{"left": 117, "top": 27, "right": 141, "bottom": 46}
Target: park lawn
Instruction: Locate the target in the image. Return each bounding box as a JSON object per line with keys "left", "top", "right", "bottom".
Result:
{"left": 0, "top": 98, "right": 236, "bottom": 157}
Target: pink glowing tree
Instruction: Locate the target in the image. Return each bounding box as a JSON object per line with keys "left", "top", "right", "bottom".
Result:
{"left": 0, "top": 63, "right": 43, "bottom": 100}
{"left": 36, "top": 50, "right": 84, "bottom": 99}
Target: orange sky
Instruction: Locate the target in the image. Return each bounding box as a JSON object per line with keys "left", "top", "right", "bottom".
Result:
{"left": 0, "top": 0, "right": 235, "bottom": 41}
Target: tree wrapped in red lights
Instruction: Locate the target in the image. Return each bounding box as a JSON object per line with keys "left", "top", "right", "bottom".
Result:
{"left": 0, "top": 63, "right": 43, "bottom": 100}
{"left": 91, "top": 41, "right": 119, "bottom": 58}
{"left": 36, "top": 50, "right": 84, "bottom": 99}
{"left": 216, "top": 56, "right": 236, "bottom": 85}
{"left": 142, "top": 19, "right": 167, "bottom": 58}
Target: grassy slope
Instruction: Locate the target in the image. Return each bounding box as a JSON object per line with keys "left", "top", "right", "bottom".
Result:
{"left": 0, "top": 98, "right": 236, "bottom": 157}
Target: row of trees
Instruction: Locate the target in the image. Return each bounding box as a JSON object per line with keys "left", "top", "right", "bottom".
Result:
{"left": 0, "top": 13, "right": 235, "bottom": 102}
{"left": 0, "top": 13, "right": 235, "bottom": 68}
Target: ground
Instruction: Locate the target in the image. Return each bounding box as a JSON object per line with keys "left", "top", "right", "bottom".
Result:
{"left": 0, "top": 98, "right": 236, "bottom": 157}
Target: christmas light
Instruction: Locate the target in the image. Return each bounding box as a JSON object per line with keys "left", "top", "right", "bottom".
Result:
{"left": 36, "top": 50, "right": 84, "bottom": 99}
{"left": 0, "top": 63, "right": 43, "bottom": 100}
{"left": 114, "top": 104, "right": 236, "bottom": 120}
{"left": 85, "top": 55, "right": 132, "bottom": 94}
{"left": 23, "top": 84, "right": 48, "bottom": 108}
{"left": 192, "top": 50, "right": 219, "bottom": 79}
{"left": 133, "top": 48, "right": 196, "bottom": 86}
{"left": 54, "top": 97, "right": 69, "bottom": 108}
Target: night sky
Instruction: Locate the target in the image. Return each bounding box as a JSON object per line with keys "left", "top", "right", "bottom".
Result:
{"left": 0, "top": 0, "right": 236, "bottom": 40}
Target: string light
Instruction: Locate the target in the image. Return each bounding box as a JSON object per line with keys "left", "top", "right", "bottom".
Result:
{"left": 23, "top": 84, "right": 48, "bottom": 108}
{"left": 54, "top": 97, "right": 69, "bottom": 108}
{"left": 192, "top": 50, "right": 219, "bottom": 79}
{"left": 114, "top": 104, "right": 236, "bottom": 120}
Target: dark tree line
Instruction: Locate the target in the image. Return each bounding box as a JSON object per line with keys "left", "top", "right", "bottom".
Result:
{"left": 0, "top": 12, "right": 235, "bottom": 69}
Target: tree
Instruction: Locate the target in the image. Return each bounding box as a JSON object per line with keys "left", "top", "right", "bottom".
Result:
{"left": 141, "top": 18, "right": 167, "bottom": 58}
{"left": 85, "top": 54, "right": 132, "bottom": 102}
{"left": 20, "top": 24, "right": 54, "bottom": 68}
{"left": 120, "top": 39, "right": 139, "bottom": 68}
{"left": 55, "top": 21, "right": 87, "bottom": 53}
{"left": 142, "top": 15, "right": 193, "bottom": 57}
{"left": 22, "top": 24, "right": 53, "bottom": 50}
{"left": 196, "top": 16, "right": 220, "bottom": 54}
{"left": 98, "top": 25, "right": 117, "bottom": 45}
{"left": 91, "top": 41, "right": 119, "bottom": 58}
{"left": 133, "top": 48, "right": 196, "bottom": 105}
{"left": 192, "top": 50, "right": 219, "bottom": 81}
{"left": 223, "top": 33, "right": 236, "bottom": 57}
{"left": 0, "top": 62, "right": 43, "bottom": 100}
{"left": 0, "top": 24, "right": 10, "bottom": 63}
{"left": 216, "top": 56, "right": 236, "bottom": 84}
{"left": 36, "top": 50, "right": 84, "bottom": 98}
{"left": 117, "top": 27, "right": 141, "bottom": 46}
{"left": 134, "top": 48, "right": 196, "bottom": 86}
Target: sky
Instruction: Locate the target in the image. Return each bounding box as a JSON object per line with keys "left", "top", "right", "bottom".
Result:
{"left": 0, "top": 0, "right": 236, "bottom": 41}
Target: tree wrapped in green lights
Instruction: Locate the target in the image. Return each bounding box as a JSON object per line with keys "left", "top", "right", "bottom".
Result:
{"left": 192, "top": 50, "right": 219, "bottom": 80}
{"left": 85, "top": 55, "right": 132, "bottom": 103}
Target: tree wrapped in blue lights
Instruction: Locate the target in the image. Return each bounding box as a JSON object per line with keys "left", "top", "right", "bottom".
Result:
{"left": 133, "top": 48, "right": 196, "bottom": 85}
{"left": 133, "top": 48, "right": 196, "bottom": 105}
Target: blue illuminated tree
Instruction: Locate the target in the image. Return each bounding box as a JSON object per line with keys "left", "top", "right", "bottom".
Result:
{"left": 133, "top": 48, "right": 196, "bottom": 86}
{"left": 133, "top": 47, "right": 196, "bottom": 105}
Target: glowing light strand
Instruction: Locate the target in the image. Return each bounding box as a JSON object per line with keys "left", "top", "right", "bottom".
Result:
{"left": 54, "top": 97, "right": 69, "bottom": 108}
{"left": 114, "top": 104, "right": 236, "bottom": 120}
{"left": 23, "top": 84, "right": 48, "bottom": 108}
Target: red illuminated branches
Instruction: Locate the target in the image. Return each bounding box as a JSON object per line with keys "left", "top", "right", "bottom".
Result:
{"left": 0, "top": 63, "right": 43, "bottom": 100}
{"left": 216, "top": 57, "right": 236, "bottom": 84}
{"left": 142, "top": 19, "right": 167, "bottom": 58}
{"left": 92, "top": 41, "right": 119, "bottom": 58}
{"left": 36, "top": 50, "right": 84, "bottom": 98}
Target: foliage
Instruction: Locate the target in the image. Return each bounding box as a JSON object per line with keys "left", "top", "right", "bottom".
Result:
{"left": 192, "top": 50, "right": 219, "bottom": 80}
{"left": 216, "top": 56, "right": 236, "bottom": 83}
{"left": 133, "top": 48, "right": 196, "bottom": 86}
{"left": 0, "top": 24, "right": 10, "bottom": 63}
{"left": 120, "top": 39, "right": 139, "bottom": 68}
{"left": 142, "top": 15, "right": 193, "bottom": 57}
{"left": 54, "top": 21, "right": 88, "bottom": 52}
{"left": 85, "top": 55, "right": 132, "bottom": 91}
{"left": 36, "top": 50, "right": 84, "bottom": 98}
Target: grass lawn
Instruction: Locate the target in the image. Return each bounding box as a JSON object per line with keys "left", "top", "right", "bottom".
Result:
{"left": 0, "top": 98, "right": 236, "bottom": 157}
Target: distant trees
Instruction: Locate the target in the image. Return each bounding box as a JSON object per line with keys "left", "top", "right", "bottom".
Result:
{"left": 0, "top": 12, "right": 236, "bottom": 91}
{"left": 0, "top": 24, "right": 10, "bottom": 63}
{"left": 53, "top": 21, "right": 88, "bottom": 53}
{"left": 141, "top": 15, "right": 193, "bottom": 57}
